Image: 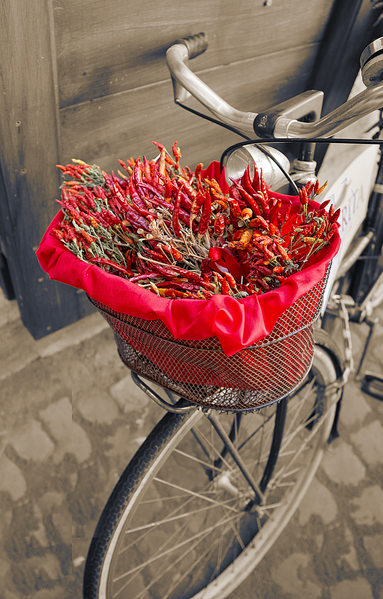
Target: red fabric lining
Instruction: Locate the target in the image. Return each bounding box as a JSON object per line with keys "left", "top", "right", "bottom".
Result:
{"left": 36, "top": 162, "right": 340, "bottom": 356}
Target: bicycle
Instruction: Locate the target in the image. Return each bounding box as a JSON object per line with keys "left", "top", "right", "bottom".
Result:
{"left": 82, "top": 33, "right": 383, "bottom": 599}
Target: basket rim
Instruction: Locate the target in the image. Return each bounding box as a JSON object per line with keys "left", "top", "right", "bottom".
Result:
{"left": 93, "top": 296, "right": 319, "bottom": 353}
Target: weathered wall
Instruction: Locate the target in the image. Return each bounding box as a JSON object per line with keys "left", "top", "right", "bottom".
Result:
{"left": 56, "top": 0, "right": 335, "bottom": 168}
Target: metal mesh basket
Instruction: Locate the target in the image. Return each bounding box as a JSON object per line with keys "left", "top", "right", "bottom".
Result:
{"left": 89, "top": 271, "right": 329, "bottom": 412}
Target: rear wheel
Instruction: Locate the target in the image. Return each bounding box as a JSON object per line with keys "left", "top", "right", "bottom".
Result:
{"left": 83, "top": 345, "right": 339, "bottom": 599}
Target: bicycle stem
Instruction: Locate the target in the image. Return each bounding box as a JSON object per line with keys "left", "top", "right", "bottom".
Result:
{"left": 274, "top": 82, "right": 383, "bottom": 138}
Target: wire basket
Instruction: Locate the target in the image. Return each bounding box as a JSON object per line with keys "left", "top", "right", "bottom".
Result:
{"left": 89, "top": 268, "right": 329, "bottom": 412}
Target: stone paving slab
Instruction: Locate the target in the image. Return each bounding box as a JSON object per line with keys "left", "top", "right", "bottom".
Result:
{"left": 0, "top": 291, "right": 382, "bottom": 598}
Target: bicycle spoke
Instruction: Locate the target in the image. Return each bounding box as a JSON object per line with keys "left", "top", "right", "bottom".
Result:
{"left": 125, "top": 495, "right": 245, "bottom": 535}
{"left": 130, "top": 532, "right": 213, "bottom": 599}
{"left": 140, "top": 493, "right": 188, "bottom": 504}
{"left": 115, "top": 472, "right": 258, "bottom": 597}
{"left": 153, "top": 477, "right": 241, "bottom": 512}
{"left": 190, "top": 424, "right": 236, "bottom": 473}
{"left": 270, "top": 411, "right": 330, "bottom": 487}
{"left": 280, "top": 406, "right": 322, "bottom": 451}
{"left": 173, "top": 447, "right": 226, "bottom": 472}
{"left": 228, "top": 517, "right": 245, "bottom": 551}
{"left": 188, "top": 414, "right": 237, "bottom": 464}
{"left": 118, "top": 481, "right": 250, "bottom": 589}
{"left": 121, "top": 474, "right": 244, "bottom": 559}
{"left": 211, "top": 528, "right": 225, "bottom": 584}
{"left": 161, "top": 509, "right": 246, "bottom": 599}
{"left": 258, "top": 501, "right": 283, "bottom": 513}
{"left": 114, "top": 511, "right": 243, "bottom": 583}
{"left": 160, "top": 535, "right": 217, "bottom": 599}
{"left": 146, "top": 498, "right": 254, "bottom": 599}
{"left": 137, "top": 510, "right": 239, "bottom": 599}
{"left": 238, "top": 411, "right": 275, "bottom": 451}
{"left": 120, "top": 483, "right": 215, "bottom": 559}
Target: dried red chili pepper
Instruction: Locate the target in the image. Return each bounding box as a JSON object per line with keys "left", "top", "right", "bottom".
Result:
{"left": 262, "top": 245, "right": 276, "bottom": 260}
{"left": 318, "top": 199, "right": 331, "bottom": 210}
{"left": 280, "top": 212, "right": 298, "bottom": 236}
{"left": 231, "top": 180, "right": 262, "bottom": 216}
{"left": 158, "top": 149, "right": 166, "bottom": 179}
{"left": 220, "top": 277, "right": 231, "bottom": 295}
{"left": 78, "top": 229, "right": 95, "bottom": 245}
{"left": 253, "top": 234, "right": 272, "bottom": 245}
{"left": 238, "top": 229, "right": 253, "bottom": 248}
{"left": 214, "top": 213, "right": 225, "bottom": 236}
{"left": 128, "top": 181, "right": 154, "bottom": 220}
{"left": 122, "top": 204, "right": 151, "bottom": 231}
{"left": 315, "top": 220, "right": 326, "bottom": 238}
{"left": 259, "top": 170, "right": 269, "bottom": 205}
{"left": 228, "top": 198, "right": 242, "bottom": 219}
{"left": 252, "top": 166, "right": 260, "bottom": 191}
{"left": 254, "top": 265, "right": 273, "bottom": 276}
{"left": 128, "top": 272, "right": 159, "bottom": 283}
{"left": 256, "top": 277, "right": 270, "bottom": 291}
{"left": 194, "top": 163, "right": 203, "bottom": 177}
{"left": 178, "top": 186, "right": 193, "bottom": 212}
{"left": 268, "top": 223, "right": 280, "bottom": 236}
{"left": 324, "top": 227, "right": 337, "bottom": 242}
{"left": 223, "top": 271, "right": 237, "bottom": 289}
{"left": 138, "top": 181, "right": 166, "bottom": 200}
{"left": 191, "top": 191, "right": 205, "bottom": 215}
{"left": 158, "top": 288, "right": 190, "bottom": 298}
{"left": 88, "top": 256, "right": 133, "bottom": 277}
{"left": 305, "top": 181, "right": 314, "bottom": 196}
{"left": 299, "top": 186, "right": 308, "bottom": 205}
{"left": 52, "top": 228, "right": 65, "bottom": 241}
{"left": 198, "top": 189, "right": 212, "bottom": 235}
{"left": 149, "top": 161, "right": 159, "bottom": 186}
{"left": 250, "top": 215, "right": 269, "bottom": 230}
{"left": 240, "top": 166, "right": 255, "bottom": 196}
{"left": 172, "top": 141, "right": 181, "bottom": 168}
{"left": 143, "top": 248, "right": 171, "bottom": 263}
{"left": 241, "top": 207, "right": 253, "bottom": 221}
{"left": 275, "top": 242, "right": 290, "bottom": 261}
{"left": 158, "top": 279, "right": 198, "bottom": 291}
{"left": 180, "top": 177, "right": 197, "bottom": 200}
{"left": 316, "top": 181, "right": 328, "bottom": 195}
{"left": 330, "top": 208, "right": 341, "bottom": 223}
{"left": 268, "top": 200, "right": 282, "bottom": 225}
{"left": 165, "top": 243, "right": 182, "bottom": 262}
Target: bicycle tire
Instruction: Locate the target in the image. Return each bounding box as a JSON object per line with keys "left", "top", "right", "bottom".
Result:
{"left": 83, "top": 345, "right": 338, "bottom": 599}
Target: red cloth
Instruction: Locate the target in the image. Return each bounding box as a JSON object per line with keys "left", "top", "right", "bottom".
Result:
{"left": 36, "top": 162, "right": 340, "bottom": 356}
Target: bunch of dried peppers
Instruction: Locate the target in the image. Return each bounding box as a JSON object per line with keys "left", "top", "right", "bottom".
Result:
{"left": 53, "top": 141, "right": 340, "bottom": 299}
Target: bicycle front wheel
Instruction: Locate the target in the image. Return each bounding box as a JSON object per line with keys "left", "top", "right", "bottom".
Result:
{"left": 83, "top": 345, "right": 338, "bottom": 599}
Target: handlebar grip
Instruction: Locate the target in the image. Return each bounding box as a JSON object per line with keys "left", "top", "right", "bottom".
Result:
{"left": 176, "top": 33, "right": 208, "bottom": 59}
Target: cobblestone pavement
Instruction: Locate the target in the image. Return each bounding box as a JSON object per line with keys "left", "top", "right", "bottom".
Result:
{"left": 0, "top": 289, "right": 382, "bottom": 599}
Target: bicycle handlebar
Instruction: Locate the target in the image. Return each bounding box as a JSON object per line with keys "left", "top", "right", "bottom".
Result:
{"left": 166, "top": 33, "right": 383, "bottom": 140}
{"left": 166, "top": 35, "right": 257, "bottom": 136}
